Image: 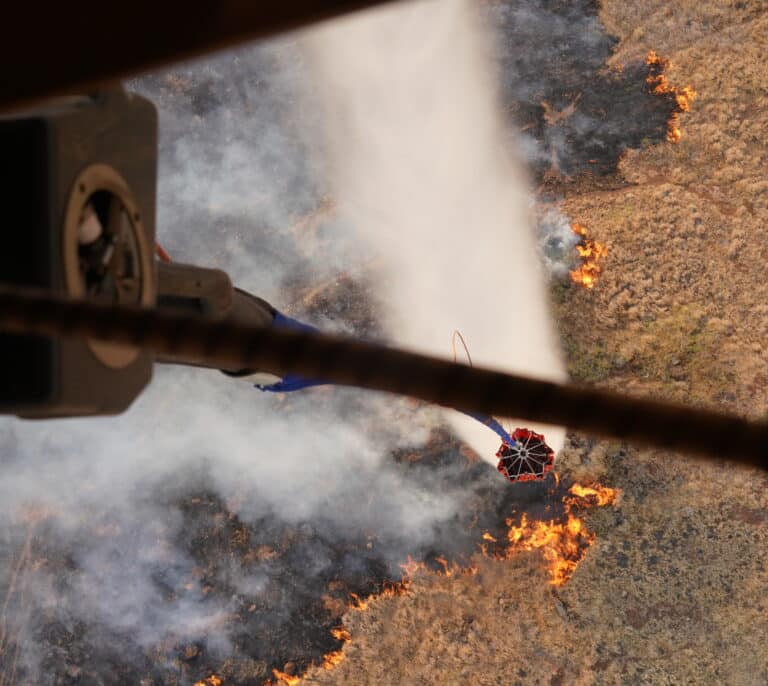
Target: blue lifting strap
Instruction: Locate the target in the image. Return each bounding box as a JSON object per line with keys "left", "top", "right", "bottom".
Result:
{"left": 254, "top": 311, "right": 328, "bottom": 392}
{"left": 257, "top": 310, "right": 516, "bottom": 446}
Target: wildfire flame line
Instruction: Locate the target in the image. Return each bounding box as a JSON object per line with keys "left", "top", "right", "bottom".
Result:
{"left": 321, "top": 650, "right": 345, "bottom": 669}
{"left": 570, "top": 222, "right": 607, "bottom": 289}
{"left": 483, "top": 483, "right": 619, "bottom": 586}
{"left": 269, "top": 626, "right": 351, "bottom": 685}
{"left": 271, "top": 669, "right": 301, "bottom": 686}
{"left": 645, "top": 50, "right": 697, "bottom": 143}
{"left": 267, "top": 480, "right": 619, "bottom": 685}
{"left": 194, "top": 675, "right": 222, "bottom": 686}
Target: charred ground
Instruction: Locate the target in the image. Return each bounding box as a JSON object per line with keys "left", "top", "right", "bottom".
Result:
{"left": 491, "top": 0, "right": 678, "bottom": 180}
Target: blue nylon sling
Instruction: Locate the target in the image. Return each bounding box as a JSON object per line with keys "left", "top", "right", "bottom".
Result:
{"left": 256, "top": 310, "right": 515, "bottom": 446}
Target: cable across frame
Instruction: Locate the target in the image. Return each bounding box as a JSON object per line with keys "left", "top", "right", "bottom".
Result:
{"left": 0, "top": 286, "right": 766, "bottom": 470}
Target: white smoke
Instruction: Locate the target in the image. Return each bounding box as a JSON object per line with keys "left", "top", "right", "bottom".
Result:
{"left": 303, "top": 0, "right": 567, "bottom": 461}
{"left": 536, "top": 204, "right": 581, "bottom": 279}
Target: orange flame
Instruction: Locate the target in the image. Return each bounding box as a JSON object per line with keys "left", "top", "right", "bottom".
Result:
{"left": 494, "top": 482, "right": 619, "bottom": 585}
{"left": 400, "top": 555, "right": 425, "bottom": 578}
{"left": 267, "top": 625, "right": 351, "bottom": 684}
{"left": 267, "top": 482, "right": 617, "bottom": 684}
{"left": 322, "top": 625, "right": 352, "bottom": 669}
{"left": 667, "top": 114, "right": 682, "bottom": 143}
{"left": 322, "top": 651, "right": 346, "bottom": 670}
{"left": 262, "top": 480, "right": 617, "bottom": 685}
{"left": 271, "top": 670, "right": 300, "bottom": 686}
{"left": 346, "top": 555, "right": 478, "bottom": 630}
{"left": 568, "top": 483, "right": 618, "bottom": 506}
{"left": 645, "top": 50, "right": 697, "bottom": 142}
{"left": 330, "top": 626, "right": 352, "bottom": 642}
{"left": 349, "top": 592, "right": 369, "bottom": 611}
{"left": 349, "top": 572, "right": 416, "bottom": 613}
{"left": 569, "top": 223, "right": 607, "bottom": 289}
{"left": 195, "top": 676, "right": 222, "bottom": 686}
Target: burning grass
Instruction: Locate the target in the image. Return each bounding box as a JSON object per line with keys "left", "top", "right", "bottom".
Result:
{"left": 270, "top": 626, "right": 350, "bottom": 686}
{"left": 490, "top": 483, "right": 619, "bottom": 585}
{"left": 267, "top": 479, "right": 619, "bottom": 684}
{"left": 195, "top": 676, "right": 223, "bottom": 686}
{"left": 271, "top": 669, "right": 301, "bottom": 685}
{"left": 645, "top": 50, "right": 697, "bottom": 143}
{"left": 320, "top": 627, "right": 351, "bottom": 670}
{"left": 570, "top": 223, "right": 608, "bottom": 289}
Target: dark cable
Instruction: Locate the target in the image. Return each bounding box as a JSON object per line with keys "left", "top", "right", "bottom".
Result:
{"left": 0, "top": 285, "right": 766, "bottom": 469}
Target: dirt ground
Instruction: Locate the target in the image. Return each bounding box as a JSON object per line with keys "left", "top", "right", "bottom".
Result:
{"left": 301, "top": 4, "right": 768, "bottom": 685}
